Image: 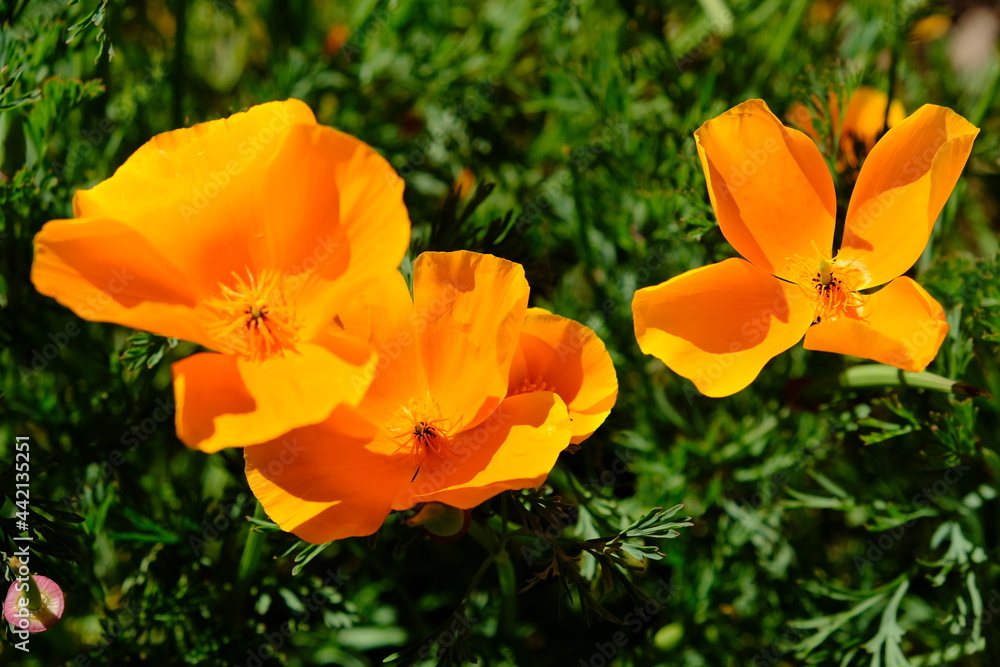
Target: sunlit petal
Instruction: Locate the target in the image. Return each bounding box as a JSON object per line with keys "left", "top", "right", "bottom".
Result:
{"left": 803, "top": 277, "right": 949, "bottom": 371}
{"left": 633, "top": 258, "right": 815, "bottom": 397}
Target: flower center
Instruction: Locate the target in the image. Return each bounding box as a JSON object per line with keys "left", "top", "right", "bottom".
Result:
{"left": 507, "top": 375, "right": 554, "bottom": 396}
{"left": 387, "top": 395, "right": 455, "bottom": 467}
{"left": 204, "top": 268, "right": 300, "bottom": 361}
{"left": 788, "top": 253, "right": 868, "bottom": 323}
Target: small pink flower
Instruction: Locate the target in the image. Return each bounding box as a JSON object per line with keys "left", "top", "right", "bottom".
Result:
{"left": 3, "top": 574, "right": 65, "bottom": 633}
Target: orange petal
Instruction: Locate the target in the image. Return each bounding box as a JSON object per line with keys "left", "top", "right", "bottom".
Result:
{"left": 329, "top": 271, "right": 430, "bottom": 427}
{"left": 413, "top": 251, "right": 529, "bottom": 433}
{"left": 632, "top": 258, "right": 816, "bottom": 397}
{"left": 173, "top": 338, "right": 374, "bottom": 452}
{"left": 841, "top": 105, "right": 978, "bottom": 288}
{"left": 275, "top": 125, "right": 411, "bottom": 340}
{"left": 695, "top": 99, "right": 837, "bottom": 278}
{"left": 509, "top": 308, "right": 618, "bottom": 444}
{"left": 31, "top": 217, "right": 213, "bottom": 345}
{"left": 73, "top": 100, "right": 317, "bottom": 292}
{"left": 392, "top": 392, "right": 572, "bottom": 510}
{"left": 840, "top": 86, "right": 906, "bottom": 167}
{"left": 803, "top": 277, "right": 948, "bottom": 371}
{"left": 245, "top": 406, "right": 416, "bottom": 543}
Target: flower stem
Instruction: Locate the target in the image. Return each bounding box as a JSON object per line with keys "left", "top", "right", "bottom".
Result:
{"left": 495, "top": 548, "right": 517, "bottom": 638}
{"left": 236, "top": 502, "right": 266, "bottom": 595}
{"left": 806, "top": 364, "right": 991, "bottom": 399}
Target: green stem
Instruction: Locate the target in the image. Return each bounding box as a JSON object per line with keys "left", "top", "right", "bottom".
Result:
{"left": 495, "top": 549, "right": 517, "bottom": 637}
{"left": 967, "top": 63, "right": 1000, "bottom": 128}
{"left": 236, "top": 502, "right": 266, "bottom": 594}
{"left": 24, "top": 574, "right": 43, "bottom": 611}
{"left": 805, "top": 364, "right": 991, "bottom": 400}
{"left": 465, "top": 518, "right": 520, "bottom": 633}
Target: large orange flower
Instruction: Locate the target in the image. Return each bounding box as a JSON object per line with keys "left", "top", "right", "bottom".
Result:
{"left": 633, "top": 99, "right": 977, "bottom": 397}
{"left": 245, "top": 251, "right": 618, "bottom": 543}
{"left": 31, "top": 100, "right": 410, "bottom": 452}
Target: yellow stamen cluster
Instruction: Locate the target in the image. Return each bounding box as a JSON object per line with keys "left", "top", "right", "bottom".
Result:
{"left": 507, "top": 375, "right": 554, "bottom": 396}
{"left": 788, "top": 252, "right": 869, "bottom": 323}
{"left": 205, "top": 268, "right": 300, "bottom": 361}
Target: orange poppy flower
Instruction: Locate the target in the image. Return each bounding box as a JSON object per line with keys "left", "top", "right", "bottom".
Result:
{"left": 245, "top": 251, "right": 617, "bottom": 543}
{"left": 787, "top": 86, "right": 907, "bottom": 168}
{"left": 508, "top": 308, "right": 618, "bottom": 444}
{"left": 633, "top": 99, "right": 977, "bottom": 397}
{"left": 31, "top": 100, "right": 410, "bottom": 452}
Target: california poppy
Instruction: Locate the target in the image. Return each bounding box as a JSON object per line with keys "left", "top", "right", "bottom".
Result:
{"left": 508, "top": 308, "right": 618, "bottom": 445}
{"left": 245, "top": 251, "right": 617, "bottom": 543}
{"left": 787, "top": 86, "right": 906, "bottom": 168}
{"left": 31, "top": 100, "right": 410, "bottom": 451}
{"left": 633, "top": 99, "right": 977, "bottom": 397}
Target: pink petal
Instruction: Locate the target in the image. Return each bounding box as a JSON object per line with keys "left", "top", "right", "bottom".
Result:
{"left": 3, "top": 575, "right": 65, "bottom": 633}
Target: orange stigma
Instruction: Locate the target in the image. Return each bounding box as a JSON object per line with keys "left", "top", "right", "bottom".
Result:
{"left": 205, "top": 268, "right": 300, "bottom": 361}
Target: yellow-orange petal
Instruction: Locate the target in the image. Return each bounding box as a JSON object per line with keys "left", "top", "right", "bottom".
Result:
{"left": 840, "top": 86, "right": 906, "bottom": 167}
{"left": 841, "top": 105, "right": 978, "bottom": 288}
{"left": 391, "top": 392, "right": 572, "bottom": 510}
{"left": 803, "top": 277, "right": 948, "bottom": 371}
{"left": 278, "top": 125, "right": 411, "bottom": 340}
{"left": 695, "top": 99, "right": 837, "bottom": 278}
{"left": 330, "top": 270, "right": 430, "bottom": 427}
{"left": 30, "top": 217, "right": 214, "bottom": 346}
{"left": 73, "top": 100, "right": 317, "bottom": 291}
{"left": 632, "top": 258, "right": 816, "bottom": 397}
{"left": 245, "top": 405, "right": 415, "bottom": 544}
{"left": 173, "top": 338, "right": 375, "bottom": 452}
{"left": 508, "top": 308, "right": 618, "bottom": 444}
{"left": 412, "top": 251, "right": 529, "bottom": 433}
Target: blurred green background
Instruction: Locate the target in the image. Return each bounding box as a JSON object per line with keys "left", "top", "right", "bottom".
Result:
{"left": 2, "top": 0, "right": 1000, "bottom": 665}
